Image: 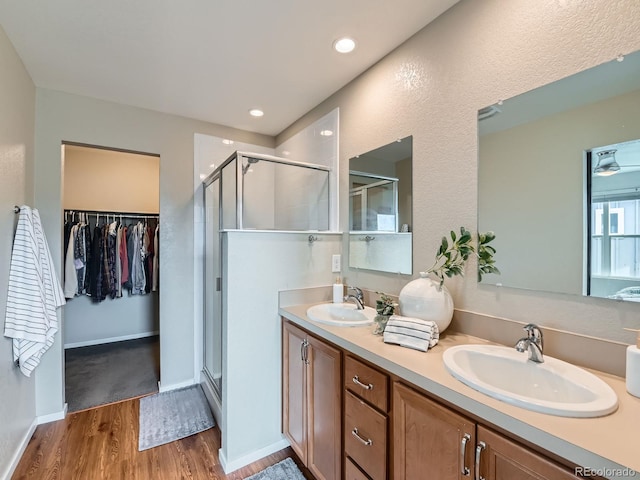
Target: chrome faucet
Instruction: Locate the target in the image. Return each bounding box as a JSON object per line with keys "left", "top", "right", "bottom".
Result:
{"left": 515, "top": 323, "right": 544, "bottom": 363}
{"left": 344, "top": 286, "right": 365, "bottom": 310}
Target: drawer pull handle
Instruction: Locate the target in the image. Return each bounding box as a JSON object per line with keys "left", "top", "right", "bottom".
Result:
{"left": 301, "top": 339, "right": 309, "bottom": 365}
{"left": 461, "top": 433, "right": 471, "bottom": 476}
{"left": 475, "top": 441, "right": 486, "bottom": 480}
{"left": 351, "top": 428, "right": 373, "bottom": 446}
{"left": 352, "top": 375, "right": 373, "bottom": 390}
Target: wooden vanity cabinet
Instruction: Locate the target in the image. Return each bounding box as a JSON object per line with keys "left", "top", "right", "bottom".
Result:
{"left": 282, "top": 321, "right": 342, "bottom": 480}
{"left": 476, "top": 425, "right": 580, "bottom": 480}
{"left": 393, "top": 381, "right": 475, "bottom": 480}
{"left": 343, "top": 355, "right": 390, "bottom": 480}
{"left": 282, "top": 317, "right": 592, "bottom": 480}
{"left": 393, "top": 381, "right": 582, "bottom": 480}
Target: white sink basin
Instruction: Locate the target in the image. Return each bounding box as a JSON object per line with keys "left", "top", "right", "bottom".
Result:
{"left": 306, "top": 303, "right": 376, "bottom": 327}
{"left": 443, "top": 344, "right": 618, "bottom": 417}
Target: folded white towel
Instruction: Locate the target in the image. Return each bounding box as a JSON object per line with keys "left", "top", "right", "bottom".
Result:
{"left": 383, "top": 315, "right": 439, "bottom": 352}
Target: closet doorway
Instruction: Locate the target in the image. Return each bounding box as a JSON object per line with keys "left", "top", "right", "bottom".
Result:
{"left": 61, "top": 143, "right": 160, "bottom": 413}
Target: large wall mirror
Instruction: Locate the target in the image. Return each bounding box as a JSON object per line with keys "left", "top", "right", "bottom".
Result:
{"left": 478, "top": 50, "right": 640, "bottom": 302}
{"left": 348, "top": 136, "right": 412, "bottom": 274}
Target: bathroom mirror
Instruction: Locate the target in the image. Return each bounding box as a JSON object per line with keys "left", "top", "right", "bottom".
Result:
{"left": 349, "top": 136, "right": 412, "bottom": 274}
{"left": 478, "top": 50, "right": 640, "bottom": 301}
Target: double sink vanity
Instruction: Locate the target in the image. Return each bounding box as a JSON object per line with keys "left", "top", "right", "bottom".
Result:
{"left": 276, "top": 50, "right": 640, "bottom": 480}
{"left": 280, "top": 296, "right": 640, "bottom": 480}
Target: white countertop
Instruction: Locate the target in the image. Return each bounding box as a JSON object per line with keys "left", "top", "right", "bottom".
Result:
{"left": 280, "top": 303, "right": 640, "bottom": 479}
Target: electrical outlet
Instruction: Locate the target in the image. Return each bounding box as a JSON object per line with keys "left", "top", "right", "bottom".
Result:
{"left": 331, "top": 254, "right": 341, "bottom": 273}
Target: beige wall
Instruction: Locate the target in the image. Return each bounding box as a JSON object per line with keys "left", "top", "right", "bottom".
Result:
{"left": 0, "top": 25, "right": 36, "bottom": 478}
{"left": 63, "top": 145, "right": 160, "bottom": 213}
{"left": 33, "top": 88, "right": 274, "bottom": 416}
{"left": 278, "top": 0, "right": 640, "bottom": 344}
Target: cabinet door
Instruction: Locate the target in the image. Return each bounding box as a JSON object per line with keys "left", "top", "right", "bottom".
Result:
{"left": 282, "top": 322, "right": 307, "bottom": 464}
{"left": 393, "top": 382, "right": 475, "bottom": 480}
{"left": 477, "top": 426, "right": 580, "bottom": 480}
{"left": 307, "top": 335, "right": 342, "bottom": 480}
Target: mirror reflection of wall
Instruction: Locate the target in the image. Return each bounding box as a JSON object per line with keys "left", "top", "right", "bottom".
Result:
{"left": 478, "top": 49, "right": 640, "bottom": 301}
{"left": 348, "top": 136, "right": 413, "bottom": 275}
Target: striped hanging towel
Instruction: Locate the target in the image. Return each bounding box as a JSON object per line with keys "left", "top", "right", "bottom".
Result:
{"left": 4, "top": 206, "right": 65, "bottom": 377}
{"left": 383, "top": 315, "right": 439, "bottom": 352}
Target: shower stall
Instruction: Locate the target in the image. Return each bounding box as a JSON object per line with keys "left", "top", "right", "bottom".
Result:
{"left": 202, "top": 151, "right": 330, "bottom": 402}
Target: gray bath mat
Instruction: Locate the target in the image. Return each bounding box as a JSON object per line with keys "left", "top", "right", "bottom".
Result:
{"left": 244, "top": 458, "right": 306, "bottom": 480}
{"left": 138, "top": 384, "right": 214, "bottom": 451}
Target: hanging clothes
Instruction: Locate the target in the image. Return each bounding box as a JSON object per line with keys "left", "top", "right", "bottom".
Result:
{"left": 63, "top": 224, "right": 79, "bottom": 298}
{"left": 74, "top": 222, "right": 88, "bottom": 296}
{"left": 116, "top": 224, "right": 127, "bottom": 298}
{"left": 152, "top": 225, "right": 159, "bottom": 292}
{"left": 89, "top": 223, "right": 105, "bottom": 302}
{"left": 103, "top": 221, "right": 118, "bottom": 299}
{"left": 63, "top": 211, "right": 159, "bottom": 302}
{"left": 130, "top": 222, "right": 147, "bottom": 295}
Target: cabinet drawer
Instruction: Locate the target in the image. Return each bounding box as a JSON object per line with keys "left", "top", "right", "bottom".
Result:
{"left": 344, "top": 391, "right": 387, "bottom": 480}
{"left": 345, "top": 456, "right": 371, "bottom": 480}
{"left": 345, "top": 355, "right": 388, "bottom": 412}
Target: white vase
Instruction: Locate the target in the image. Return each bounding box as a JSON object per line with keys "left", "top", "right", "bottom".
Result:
{"left": 398, "top": 271, "right": 454, "bottom": 333}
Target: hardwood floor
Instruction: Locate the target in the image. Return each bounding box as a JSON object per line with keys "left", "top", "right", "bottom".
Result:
{"left": 12, "top": 396, "right": 313, "bottom": 480}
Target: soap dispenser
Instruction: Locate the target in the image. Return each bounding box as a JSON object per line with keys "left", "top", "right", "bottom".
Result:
{"left": 333, "top": 277, "right": 344, "bottom": 304}
{"left": 625, "top": 328, "right": 640, "bottom": 398}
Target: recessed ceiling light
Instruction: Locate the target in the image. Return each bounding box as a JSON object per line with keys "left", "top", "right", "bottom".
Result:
{"left": 320, "top": 129, "right": 334, "bottom": 136}
{"left": 249, "top": 108, "right": 264, "bottom": 117}
{"left": 209, "top": 163, "right": 216, "bottom": 169}
{"left": 281, "top": 150, "right": 291, "bottom": 156}
{"left": 199, "top": 173, "right": 207, "bottom": 180}
{"left": 222, "top": 139, "right": 234, "bottom": 145}
{"left": 334, "top": 37, "right": 356, "bottom": 54}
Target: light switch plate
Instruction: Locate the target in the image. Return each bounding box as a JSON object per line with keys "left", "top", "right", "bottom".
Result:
{"left": 331, "top": 254, "right": 341, "bottom": 273}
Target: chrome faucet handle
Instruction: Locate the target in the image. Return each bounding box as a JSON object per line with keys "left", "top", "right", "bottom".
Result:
{"left": 347, "top": 286, "right": 364, "bottom": 300}
{"left": 523, "top": 323, "right": 544, "bottom": 349}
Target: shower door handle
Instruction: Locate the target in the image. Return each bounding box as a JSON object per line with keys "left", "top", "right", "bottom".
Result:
{"left": 216, "top": 277, "right": 221, "bottom": 292}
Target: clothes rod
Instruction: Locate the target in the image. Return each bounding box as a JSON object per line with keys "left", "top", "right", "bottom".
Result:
{"left": 64, "top": 209, "right": 159, "bottom": 219}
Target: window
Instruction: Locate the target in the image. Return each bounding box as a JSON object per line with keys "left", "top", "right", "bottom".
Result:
{"left": 591, "top": 199, "right": 640, "bottom": 278}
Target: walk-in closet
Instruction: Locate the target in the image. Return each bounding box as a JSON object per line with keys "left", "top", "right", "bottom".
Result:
{"left": 62, "top": 144, "right": 160, "bottom": 412}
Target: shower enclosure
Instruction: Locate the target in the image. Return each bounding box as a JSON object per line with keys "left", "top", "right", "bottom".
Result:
{"left": 202, "top": 152, "right": 330, "bottom": 402}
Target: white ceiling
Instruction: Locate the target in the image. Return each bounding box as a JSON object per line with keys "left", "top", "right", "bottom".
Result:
{"left": 0, "top": 0, "right": 459, "bottom": 136}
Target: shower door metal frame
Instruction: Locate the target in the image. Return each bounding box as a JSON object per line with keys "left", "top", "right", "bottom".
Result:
{"left": 234, "top": 151, "right": 331, "bottom": 230}
{"left": 202, "top": 171, "right": 223, "bottom": 400}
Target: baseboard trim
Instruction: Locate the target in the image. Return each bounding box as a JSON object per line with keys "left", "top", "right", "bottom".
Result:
{"left": 1, "top": 418, "right": 37, "bottom": 480}
{"left": 64, "top": 331, "right": 159, "bottom": 349}
{"left": 37, "top": 403, "right": 68, "bottom": 425}
{"left": 219, "top": 438, "right": 291, "bottom": 474}
{"left": 158, "top": 378, "right": 196, "bottom": 393}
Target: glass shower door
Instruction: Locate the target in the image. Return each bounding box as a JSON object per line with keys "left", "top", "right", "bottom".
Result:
{"left": 204, "top": 177, "right": 222, "bottom": 398}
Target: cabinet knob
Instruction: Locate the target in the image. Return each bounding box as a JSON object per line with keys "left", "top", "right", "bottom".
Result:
{"left": 352, "top": 375, "right": 373, "bottom": 390}
{"left": 351, "top": 427, "right": 373, "bottom": 446}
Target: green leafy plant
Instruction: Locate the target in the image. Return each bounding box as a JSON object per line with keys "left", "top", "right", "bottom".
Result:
{"left": 373, "top": 292, "right": 397, "bottom": 335}
{"left": 426, "top": 227, "right": 499, "bottom": 287}
{"left": 477, "top": 231, "right": 500, "bottom": 282}
{"left": 375, "top": 292, "right": 397, "bottom": 316}
{"left": 426, "top": 227, "right": 475, "bottom": 287}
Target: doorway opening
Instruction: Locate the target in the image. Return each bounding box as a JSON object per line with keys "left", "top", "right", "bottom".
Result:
{"left": 61, "top": 142, "right": 160, "bottom": 412}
